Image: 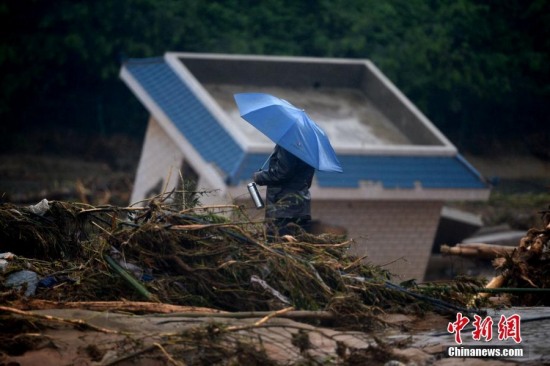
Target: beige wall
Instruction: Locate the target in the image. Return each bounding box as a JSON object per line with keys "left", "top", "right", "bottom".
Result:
{"left": 130, "top": 118, "right": 184, "bottom": 205}
{"left": 312, "top": 200, "right": 443, "bottom": 282}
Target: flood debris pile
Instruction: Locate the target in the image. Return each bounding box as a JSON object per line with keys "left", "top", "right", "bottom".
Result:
{"left": 442, "top": 205, "right": 550, "bottom": 306}
{"left": 0, "top": 198, "right": 489, "bottom": 365}
{"left": 1, "top": 198, "right": 480, "bottom": 316}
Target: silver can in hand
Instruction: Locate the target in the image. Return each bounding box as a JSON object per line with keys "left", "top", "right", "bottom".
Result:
{"left": 247, "top": 182, "right": 264, "bottom": 209}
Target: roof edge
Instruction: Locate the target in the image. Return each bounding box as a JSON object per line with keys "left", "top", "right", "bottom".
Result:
{"left": 364, "top": 60, "right": 457, "bottom": 151}
{"left": 165, "top": 52, "right": 369, "bottom": 65}
{"left": 163, "top": 53, "right": 250, "bottom": 149}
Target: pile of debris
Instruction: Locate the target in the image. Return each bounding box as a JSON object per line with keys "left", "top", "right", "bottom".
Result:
{"left": 0, "top": 196, "right": 487, "bottom": 365}
{"left": 1, "top": 198, "right": 484, "bottom": 314}
{"left": 441, "top": 205, "right": 550, "bottom": 306}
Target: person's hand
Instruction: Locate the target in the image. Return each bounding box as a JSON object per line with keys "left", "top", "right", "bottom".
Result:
{"left": 253, "top": 171, "right": 260, "bottom": 183}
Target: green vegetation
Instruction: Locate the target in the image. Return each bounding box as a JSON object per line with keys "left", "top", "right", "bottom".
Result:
{"left": 1, "top": 0, "right": 548, "bottom": 158}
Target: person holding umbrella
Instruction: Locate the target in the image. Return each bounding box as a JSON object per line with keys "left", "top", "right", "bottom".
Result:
{"left": 253, "top": 144, "right": 315, "bottom": 236}
{"left": 234, "top": 93, "right": 343, "bottom": 238}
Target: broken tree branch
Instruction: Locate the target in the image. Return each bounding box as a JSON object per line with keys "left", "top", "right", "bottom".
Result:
{"left": 440, "top": 243, "right": 515, "bottom": 259}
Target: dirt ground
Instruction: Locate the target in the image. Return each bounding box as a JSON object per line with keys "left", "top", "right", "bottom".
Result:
{"left": 0, "top": 306, "right": 524, "bottom": 366}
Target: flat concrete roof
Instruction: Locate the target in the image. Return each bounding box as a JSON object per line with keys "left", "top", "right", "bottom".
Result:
{"left": 171, "top": 53, "right": 456, "bottom": 156}
{"left": 206, "top": 84, "right": 411, "bottom": 150}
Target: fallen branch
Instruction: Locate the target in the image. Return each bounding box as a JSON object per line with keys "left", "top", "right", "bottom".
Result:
{"left": 0, "top": 305, "right": 120, "bottom": 334}
{"left": 168, "top": 222, "right": 251, "bottom": 231}
{"left": 154, "top": 342, "right": 186, "bottom": 366}
{"left": 468, "top": 272, "right": 509, "bottom": 307}
{"left": 156, "top": 309, "right": 335, "bottom": 321}
{"left": 10, "top": 299, "right": 226, "bottom": 314}
{"left": 440, "top": 243, "right": 515, "bottom": 259}
{"left": 225, "top": 306, "right": 295, "bottom": 332}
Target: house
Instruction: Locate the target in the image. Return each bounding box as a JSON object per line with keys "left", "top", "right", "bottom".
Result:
{"left": 119, "top": 52, "right": 491, "bottom": 281}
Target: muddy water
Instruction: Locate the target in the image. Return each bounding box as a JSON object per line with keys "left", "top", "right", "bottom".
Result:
{"left": 411, "top": 307, "right": 550, "bottom": 363}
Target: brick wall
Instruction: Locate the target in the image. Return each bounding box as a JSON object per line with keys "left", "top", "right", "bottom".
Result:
{"left": 312, "top": 200, "right": 443, "bottom": 282}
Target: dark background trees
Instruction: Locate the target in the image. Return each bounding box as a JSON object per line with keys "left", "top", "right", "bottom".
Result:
{"left": 1, "top": 0, "right": 548, "bottom": 158}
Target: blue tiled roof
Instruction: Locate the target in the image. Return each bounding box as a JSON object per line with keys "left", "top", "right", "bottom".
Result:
{"left": 124, "top": 57, "right": 245, "bottom": 178}
{"left": 315, "top": 154, "right": 487, "bottom": 189}
{"left": 232, "top": 153, "right": 488, "bottom": 189}
{"left": 122, "top": 56, "right": 488, "bottom": 191}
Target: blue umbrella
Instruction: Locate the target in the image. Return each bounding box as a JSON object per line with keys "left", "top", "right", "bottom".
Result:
{"left": 234, "top": 93, "right": 343, "bottom": 173}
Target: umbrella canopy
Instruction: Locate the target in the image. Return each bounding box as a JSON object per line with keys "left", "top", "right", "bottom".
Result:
{"left": 234, "top": 93, "right": 343, "bottom": 173}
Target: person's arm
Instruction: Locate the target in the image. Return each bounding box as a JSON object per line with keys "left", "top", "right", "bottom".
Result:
{"left": 253, "top": 147, "right": 297, "bottom": 186}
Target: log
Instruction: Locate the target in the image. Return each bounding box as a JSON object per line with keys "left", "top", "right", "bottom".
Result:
{"left": 468, "top": 273, "right": 508, "bottom": 307}
{"left": 440, "top": 243, "right": 515, "bottom": 259}
{"left": 485, "top": 274, "right": 507, "bottom": 290}
{"left": 10, "top": 300, "right": 226, "bottom": 314}
{"left": 10, "top": 300, "right": 336, "bottom": 321}
{"left": 478, "top": 273, "right": 507, "bottom": 299}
